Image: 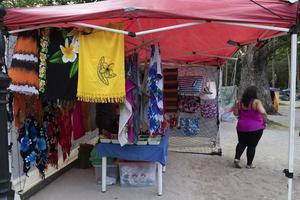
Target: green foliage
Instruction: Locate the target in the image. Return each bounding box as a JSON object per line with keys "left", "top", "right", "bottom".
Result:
{"left": 1, "top": 0, "right": 98, "bottom": 8}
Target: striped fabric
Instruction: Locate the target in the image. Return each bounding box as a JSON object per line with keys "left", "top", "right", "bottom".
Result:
{"left": 178, "top": 76, "right": 204, "bottom": 96}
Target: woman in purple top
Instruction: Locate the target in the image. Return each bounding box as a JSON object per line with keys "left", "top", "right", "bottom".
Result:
{"left": 233, "top": 86, "right": 267, "bottom": 168}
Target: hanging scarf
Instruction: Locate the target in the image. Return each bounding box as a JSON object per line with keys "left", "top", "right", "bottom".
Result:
{"left": 39, "top": 28, "right": 50, "bottom": 93}
{"left": 72, "top": 101, "right": 86, "bottom": 140}
{"left": 43, "top": 28, "right": 78, "bottom": 101}
{"left": 118, "top": 80, "right": 135, "bottom": 146}
{"left": 77, "top": 24, "right": 125, "bottom": 103}
{"left": 58, "top": 103, "right": 73, "bottom": 161}
{"left": 18, "top": 116, "right": 48, "bottom": 178}
{"left": 43, "top": 102, "right": 60, "bottom": 168}
{"left": 147, "top": 45, "right": 165, "bottom": 135}
{"left": 8, "top": 31, "right": 39, "bottom": 95}
{"left": 13, "top": 93, "right": 43, "bottom": 129}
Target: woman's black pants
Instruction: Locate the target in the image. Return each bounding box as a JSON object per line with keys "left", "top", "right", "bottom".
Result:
{"left": 234, "top": 129, "right": 263, "bottom": 166}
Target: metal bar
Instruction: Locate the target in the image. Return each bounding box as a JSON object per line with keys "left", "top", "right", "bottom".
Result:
{"left": 212, "top": 21, "right": 290, "bottom": 32}
{"left": 136, "top": 20, "right": 207, "bottom": 36}
{"left": 190, "top": 53, "right": 238, "bottom": 61}
{"left": 157, "top": 163, "right": 163, "bottom": 196}
{"left": 101, "top": 157, "right": 107, "bottom": 193}
{"left": 287, "top": 32, "right": 297, "bottom": 200}
{"left": 70, "top": 22, "right": 130, "bottom": 35}
{"left": 8, "top": 24, "right": 58, "bottom": 34}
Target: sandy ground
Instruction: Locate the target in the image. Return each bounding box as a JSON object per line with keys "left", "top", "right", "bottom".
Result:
{"left": 28, "top": 105, "right": 300, "bottom": 200}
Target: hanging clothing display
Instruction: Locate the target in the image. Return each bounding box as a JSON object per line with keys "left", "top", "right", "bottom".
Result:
{"left": 126, "top": 53, "right": 140, "bottom": 142}
{"left": 179, "top": 117, "right": 200, "bottom": 136}
{"left": 220, "top": 86, "right": 237, "bottom": 113}
{"left": 200, "top": 100, "right": 218, "bottom": 119}
{"left": 18, "top": 116, "right": 48, "bottom": 178}
{"left": 72, "top": 101, "right": 86, "bottom": 140}
{"left": 43, "top": 102, "right": 60, "bottom": 168}
{"left": 39, "top": 28, "right": 50, "bottom": 93}
{"left": 178, "top": 96, "right": 201, "bottom": 113}
{"left": 8, "top": 31, "right": 39, "bottom": 95}
{"left": 147, "top": 45, "right": 164, "bottom": 135}
{"left": 13, "top": 93, "right": 43, "bottom": 129}
{"left": 178, "top": 76, "right": 204, "bottom": 96}
{"left": 77, "top": 24, "right": 125, "bottom": 103}
{"left": 118, "top": 80, "right": 135, "bottom": 146}
{"left": 43, "top": 28, "right": 78, "bottom": 100}
{"left": 58, "top": 104, "right": 73, "bottom": 161}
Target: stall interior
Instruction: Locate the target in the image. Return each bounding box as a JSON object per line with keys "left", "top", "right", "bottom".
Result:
{"left": 7, "top": 26, "right": 220, "bottom": 190}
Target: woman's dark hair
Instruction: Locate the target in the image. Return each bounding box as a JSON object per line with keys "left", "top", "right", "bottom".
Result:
{"left": 241, "top": 86, "right": 258, "bottom": 107}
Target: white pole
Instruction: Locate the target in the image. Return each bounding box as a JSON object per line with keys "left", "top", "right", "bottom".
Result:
{"left": 157, "top": 163, "right": 163, "bottom": 196}
{"left": 70, "top": 22, "right": 130, "bottom": 35}
{"left": 135, "top": 21, "right": 206, "bottom": 36}
{"left": 101, "top": 157, "right": 107, "bottom": 192}
{"left": 212, "top": 21, "right": 290, "bottom": 32}
{"left": 217, "top": 66, "right": 223, "bottom": 154}
{"left": 287, "top": 32, "right": 297, "bottom": 200}
{"left": 8, "top": 24, "right": 56, "bottom": 34}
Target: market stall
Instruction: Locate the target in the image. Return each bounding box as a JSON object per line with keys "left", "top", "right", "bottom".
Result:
{"left": 2, "top": 0, "right": 298, "bottom": 199}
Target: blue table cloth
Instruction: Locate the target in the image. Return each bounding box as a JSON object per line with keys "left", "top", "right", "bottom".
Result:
{"left": 96, "top": 131, "right": 169, "bottom": 166}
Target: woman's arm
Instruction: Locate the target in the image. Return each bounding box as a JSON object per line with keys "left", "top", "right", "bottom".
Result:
{"left": 233, "top": 100, "right": 240, "bottom": 116}
{"left": 254, "top": 99, "right": 267, "bottom": 121}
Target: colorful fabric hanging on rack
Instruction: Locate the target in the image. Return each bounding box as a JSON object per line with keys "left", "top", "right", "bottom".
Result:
{"left": 39, "top": 28, "right": 50, "bottom": 93}
{"left": 147, "top": 45, "right": 165, "bottom": 135}
{"left": 58, "top": 103, "right": 73, "bottom": 161}
{"left": 43, "top": 28, "right": 78, "bottom": 100}
{"left": 8, "top": 31, "right": 39, "bottom": 95}
{"left": 126, "top": 53, "right": 140, "bottom": 142}
{"left": 178, "top": 95, "right": 201, "bottom": 113}
{"left": 18, "top": 116, "right": 48, "bottom": 178}
{"left": 200, "top": 100, "right": 218, "bottom": 119}
{"left": 179, "top": 117, "right": 200, "bottom": 136}
{"left": 72, "top": 101, "right": 86, "bottom": 140}
{"left": 13, "top": 93, "right": 43, "bottom": 129}
{"left": 178, "top": 76, "right": 204, "bottom": 96}
{"left": 77, "top": 24, "right": 125, "bottom": 103}
{"left": 43, "top": 102, "right": 60, "bottom": 168}
{"left": 118, "top": 80, "right": 134, "bottom": 146}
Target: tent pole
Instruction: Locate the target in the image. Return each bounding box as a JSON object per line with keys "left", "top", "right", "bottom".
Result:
{"left": 135, "top": 21, "right": 207, "bottom": 36}
{"left": 212, "top": 21, "right": 290, "bottom": 32}
{"left": 70, "top": 22, "right": 130, "bottom": 35}
{"left": 287, "top": 29, "right": 297, "bottom": 200}
{"left": 135, "top": 21, "right": 289, "bottom": 37}
{"left": 9, "top": 24, "right": 60, "bottom": 34}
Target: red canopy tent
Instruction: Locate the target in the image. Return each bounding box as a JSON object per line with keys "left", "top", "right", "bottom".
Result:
{"left": 4, "top": 0, "right": 298, "bottom": 65}
{"left": 3, "top": 0, "right": 299, "bottom": 199}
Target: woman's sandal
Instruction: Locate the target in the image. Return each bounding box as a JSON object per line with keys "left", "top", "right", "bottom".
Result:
{"left": 246, "top": 164, "right": 256, "bottom": 169}
{"left": 234, "top": 159, "right": 242, "bottom": 168}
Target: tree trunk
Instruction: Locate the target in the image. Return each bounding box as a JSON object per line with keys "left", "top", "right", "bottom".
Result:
{"left": 239, "top": 43, "right": 275, "bottom": 114}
